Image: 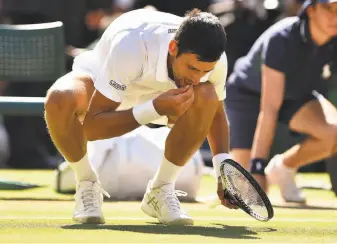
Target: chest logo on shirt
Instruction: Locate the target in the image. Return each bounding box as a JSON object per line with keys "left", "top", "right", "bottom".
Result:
{"left": 322, "top": 64, "right": 332, "bottom": 80}
{"left": 109, "top": 80, "right": 126, "bottom": 91}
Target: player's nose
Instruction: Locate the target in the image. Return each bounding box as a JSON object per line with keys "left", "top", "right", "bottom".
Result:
{"left": 192, "top": 79, "right": 200, "bottom": 85}
{"left": 190, "top": 75, "right": 201, "bottom": 85}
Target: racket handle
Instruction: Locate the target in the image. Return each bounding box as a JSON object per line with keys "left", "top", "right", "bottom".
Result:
{"left": 208, "top": 191, "right": 237, "bottom": 208}
{"left": 223, "top": 190, "right": 238, "bottom": 205}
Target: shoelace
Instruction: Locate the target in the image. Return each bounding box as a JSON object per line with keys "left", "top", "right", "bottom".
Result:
{"left": 80, "top": 186, "right": 110, "bottom": 212}
{"left": 162, "top": 190, "right": 187, "bottom": 212}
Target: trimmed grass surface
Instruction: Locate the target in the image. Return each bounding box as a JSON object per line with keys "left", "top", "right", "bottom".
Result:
{"left": 1, "top": 170, "right": 337, "bottom": 243}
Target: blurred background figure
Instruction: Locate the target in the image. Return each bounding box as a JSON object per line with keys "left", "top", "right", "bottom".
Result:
{"left": 225, "top": 0, "right": 337, "bottom": 202}
{"left": 0, "top": 0, "right": 114, "bottom": 168}
{"left": 132, "top": 0, "right": 212, "bottom": 16}
{"left": 211, "top": 0, "right": 282, "bottom": 79}
{"left": 284, "top": 0, "right": 307, "bottom": 16}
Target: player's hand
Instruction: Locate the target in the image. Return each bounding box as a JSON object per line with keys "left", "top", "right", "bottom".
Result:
{"left": 153, "top": 85, "right": 194, "bottom": 117}
{"left": 217, "top": 177, "right": 239, "bottom": 209}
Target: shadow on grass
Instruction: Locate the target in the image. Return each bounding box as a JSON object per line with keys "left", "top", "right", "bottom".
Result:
{"left": 62, "top": 223, "right": 277, "bottom": 240}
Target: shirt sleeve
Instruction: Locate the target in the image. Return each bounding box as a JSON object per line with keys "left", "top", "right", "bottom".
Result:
{"left": 261, "top": 32, "right": 287, "bottom": 73}
{"left": 208, "top": 52, "right": 228, "bottom": 101}
{"left": 72, "top": 31, "right": 145, "bottom": 102}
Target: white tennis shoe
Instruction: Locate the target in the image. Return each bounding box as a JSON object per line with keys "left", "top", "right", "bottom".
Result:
{"left": 141, "top": 181, "right": 194, "bottom": 225}
{"left": 265, "top": 155, "right": 306, "bottom": 203}
{"left": 73, "top": 181, "right": 110, "bottom": 224}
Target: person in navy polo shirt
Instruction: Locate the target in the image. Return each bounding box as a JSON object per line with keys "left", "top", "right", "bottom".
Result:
{"left": 225, "top": 0, "right": 337, "bottom": 203}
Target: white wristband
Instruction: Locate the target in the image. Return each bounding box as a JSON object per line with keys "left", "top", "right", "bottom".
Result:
{"left": 132, "top": 100, "right": 161, "bottom": 125}
{"left": 212, "top": 153, "right": 231, "bottom": 178}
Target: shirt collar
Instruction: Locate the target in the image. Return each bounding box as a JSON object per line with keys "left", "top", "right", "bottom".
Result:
{"left": 300, "top": 19, "right": 314, "bottom": 45}
{"left": 300, "top": 19, "right": 337, "bottom": 48}
{"left": 156, "top": 33, "right": 175, "bottom": 83}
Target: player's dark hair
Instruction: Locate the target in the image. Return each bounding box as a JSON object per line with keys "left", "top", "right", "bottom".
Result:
{"left": 173, "top": 9, "right": 226, "bottom": 62}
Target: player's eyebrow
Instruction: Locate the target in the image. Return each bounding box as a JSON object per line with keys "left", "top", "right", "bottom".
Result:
{"left": 188, "top": 65, "right": 213, "bottom": 73}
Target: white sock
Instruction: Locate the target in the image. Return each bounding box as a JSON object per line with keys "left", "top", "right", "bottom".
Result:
{"left": 151, "top": 157, "right": 183, "bottom": 188}
{"left": 69, "top": 152, "right": 98, "bottom": 183}
{"left": 278, "top": 155, "right": 296, "bottom": 172}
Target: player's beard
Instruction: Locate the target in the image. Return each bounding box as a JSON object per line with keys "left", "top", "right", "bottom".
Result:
{"left": 170, "top": 70, "right": 183, "bottom": 88}
{"left": 175, "top": 78, "right": 184, "bottom": 88}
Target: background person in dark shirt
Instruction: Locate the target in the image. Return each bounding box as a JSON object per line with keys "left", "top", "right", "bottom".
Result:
{"left": 225, "top": 0, "right": 337, "bottom": 202}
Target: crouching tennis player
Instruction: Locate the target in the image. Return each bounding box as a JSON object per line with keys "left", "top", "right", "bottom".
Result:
{"left": 45, "top": 9, "right": 234, "bottom": 225}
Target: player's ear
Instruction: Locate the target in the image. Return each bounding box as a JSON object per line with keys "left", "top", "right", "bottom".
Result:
{"left": 306, "top": 5, "right": 315, "bottom": 18}
{"left": 168, "top": 40, "right": 179, "bottom": 57}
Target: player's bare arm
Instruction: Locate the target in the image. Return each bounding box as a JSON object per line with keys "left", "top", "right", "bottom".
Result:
{"left": 83, "top": 85, "right": 194, "bottom": 141}
{"left": 251, "top": 65, "right": 285, "bottom": 159}
{"left": 207, "top": 101, "right": 230, "bottom": 156}
{"left": 250, "top": 64, "right": 285, "bottom": 189}
{"left": 206, "top": 101, "right": 238, "bottom": 209}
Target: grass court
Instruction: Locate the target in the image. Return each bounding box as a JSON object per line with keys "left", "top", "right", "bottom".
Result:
{"left": 1, "top": 170, "right": 337, "bottom": 243}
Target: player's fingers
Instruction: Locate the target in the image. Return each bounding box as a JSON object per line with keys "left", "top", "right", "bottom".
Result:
{"left": 176, "top": 86, "right": 194, "bottom": 102}
{"left": 169, "top": 85, "right": 190, "bottom": 95}
{"left": 221, "top": 199, "right": 239, "bottom": 209}
{"left": 217, "top": 191, "right": 236, "bottom": 209}
{"left": 183, "top": 88, "right": 195, "bottom": 103}
{"left": 217, "top": 185, "right": 239, "bottom": 209}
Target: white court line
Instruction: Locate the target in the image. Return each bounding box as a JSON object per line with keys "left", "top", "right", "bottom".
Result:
{"left": 0, "top": 216, "right": 335, "bottom": 222}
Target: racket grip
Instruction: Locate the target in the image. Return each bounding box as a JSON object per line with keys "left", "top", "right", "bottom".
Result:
{"left": 207, "top": 192, "right": 238, "bottom": 208}
{"left": 223, "top": 189, "right": 238, "bottom": 205}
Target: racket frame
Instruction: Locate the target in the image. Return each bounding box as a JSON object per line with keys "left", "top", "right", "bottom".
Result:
{"left": 220, "top": 159, "right": 274, "bottom": 221}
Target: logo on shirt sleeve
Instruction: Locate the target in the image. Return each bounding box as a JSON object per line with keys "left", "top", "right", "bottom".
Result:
{"left": 168, "top": 29, "right": 177, "bottom": 33}
{"left": 109, "top": 80, "right": 126, "bottom": 91}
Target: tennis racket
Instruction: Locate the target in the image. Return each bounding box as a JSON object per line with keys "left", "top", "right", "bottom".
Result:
{"left": 220, "top": 159, "right": 274, "bottom": 222}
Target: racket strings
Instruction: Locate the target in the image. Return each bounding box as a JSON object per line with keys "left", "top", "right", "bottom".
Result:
{"left": 223, "top": 164, "right": 269, "bottom": 219}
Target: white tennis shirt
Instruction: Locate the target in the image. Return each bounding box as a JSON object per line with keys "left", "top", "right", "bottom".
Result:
{"left": 73, "top": 9, "right": 228, "bottom": 125}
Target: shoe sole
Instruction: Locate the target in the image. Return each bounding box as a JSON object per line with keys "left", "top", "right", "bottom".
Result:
{"left": 140, "top": 199, "right": 157, "bottom": 218}
{"left": 283, "top": 198, "right": 306, "bottom": 204}
{"left": 72, "top": 216, "right": 105, "bottom": 224}
{"left": 163, "top": 218, "right": 194, "bottom": 226}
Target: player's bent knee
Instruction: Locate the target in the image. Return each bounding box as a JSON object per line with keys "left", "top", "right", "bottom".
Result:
{"left": 327, "top": 125, "right": 337, "bottom": 156}
{"left": 193, "top": 83, "right": 218, "bottom": 107}
{"left": 317, "top": 125, "right": 337, "bottom": 157}
{"left": 45, "top": 88, "right": 77, "bottom": 119}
